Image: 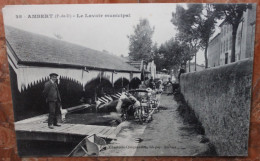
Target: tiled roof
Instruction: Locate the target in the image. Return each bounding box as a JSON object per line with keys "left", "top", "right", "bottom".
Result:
{"left": 5, "top": 26, "right": 140, "bottom": 72}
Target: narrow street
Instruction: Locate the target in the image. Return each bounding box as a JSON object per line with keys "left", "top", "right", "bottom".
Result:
{"left": 101, "top": 94, "right": 211, "bottom": 156}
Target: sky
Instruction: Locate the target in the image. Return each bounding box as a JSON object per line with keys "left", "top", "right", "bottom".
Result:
{"left": 3, "top": 4, "right": 207, "bottom": 65}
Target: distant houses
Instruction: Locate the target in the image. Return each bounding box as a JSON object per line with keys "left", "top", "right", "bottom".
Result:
{"left": 208, "top": 33, "right": 221, "bottom": 67}
{"left": 207, "top": 6, "right": 256, "bottom": 68}
{"left": 123, "top": 58, "right": 157, "bottom": 80}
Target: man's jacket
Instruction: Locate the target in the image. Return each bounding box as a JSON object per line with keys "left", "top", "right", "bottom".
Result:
{"left": 43, "top": 80, "right": 61, "bottom": 102}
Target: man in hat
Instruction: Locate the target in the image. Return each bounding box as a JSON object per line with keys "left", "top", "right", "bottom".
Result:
{"left": 43, "top": 73, "right": 62, "bottom": 129}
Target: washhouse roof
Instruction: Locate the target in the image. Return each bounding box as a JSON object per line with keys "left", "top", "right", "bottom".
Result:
{"left": 5, "top": 26, "right": 140, "bottom": 73}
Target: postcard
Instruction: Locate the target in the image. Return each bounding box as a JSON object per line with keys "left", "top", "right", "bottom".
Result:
{"left": 2, "top": 3, "right": 256, "bottom": 157}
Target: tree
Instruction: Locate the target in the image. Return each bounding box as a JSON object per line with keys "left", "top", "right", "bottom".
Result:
{"left": 213, "top": 4, "right": 251, "bottom": 62}
{"left": 175, "top": 31, "right": 199, "bottom": 71}
{"left": 128, "top": 19, "right": 154, "bottom": 62}
{"left": 172, "top": 4, "right": 219, "bottom": 68}
{"left": 172, "top": 4, "right": 202, "bottom": 69}
{"left": 172, "top": 4, "right": 202, "bottom": 35}
{"left": 197, "top": 4, "right": 219, "bottom": 68}
{"left": 152, "top": 43, "right": 164, "bottom": 71}
{"left": 157, "top": 38, "right": 194, "bottom": 77}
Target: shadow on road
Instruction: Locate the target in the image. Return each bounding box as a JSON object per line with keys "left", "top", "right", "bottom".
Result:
{"left": 100, "top": 93, "right": 218, "bottom": 156}
{"left": 174, "top": 92, "right": 217, "bottom": 156}
{"left": 134, "top": 93, "right": 217, "bottom": 156}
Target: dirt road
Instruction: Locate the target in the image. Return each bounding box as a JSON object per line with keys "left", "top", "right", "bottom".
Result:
{"left": 101, "top": 94, "right": 211, "bottom": 156}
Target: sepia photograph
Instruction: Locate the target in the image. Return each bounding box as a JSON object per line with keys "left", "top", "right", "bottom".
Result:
{"left": 2, "top": 3, "right": 257, "bottom": 157}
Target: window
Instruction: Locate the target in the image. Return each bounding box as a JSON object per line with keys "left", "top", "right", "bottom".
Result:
{"left": 226, "top": 25, "right": 228, "bottom": 33}
{"left": 226, "top": 39, "right": 228, "bottom": 51}
{"left": 224, "top": 40, "right": 226, "bottom": 52}
{"left": 225, "top": 53, "right": 228, "bottom": 64}
{"left": 229, "top": 37, "right": 232, "bottom": 50}
{"left": 221, "top": 41, "right": 222, "bottom": 52}
{"left": 223, "top": 42, "right": 225, "bottom": 52}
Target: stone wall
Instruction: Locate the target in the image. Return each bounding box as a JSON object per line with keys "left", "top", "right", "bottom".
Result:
{"left": 180, "top": 58, "right": 253, "bottom": 156}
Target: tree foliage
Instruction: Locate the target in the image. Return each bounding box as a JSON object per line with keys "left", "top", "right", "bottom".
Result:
{"left": 155, "top": 38, "right": 194, "bottom": 76}
{"left": 172, "top": 4, "right": 220, "bottom": 68}
{"left": 172, "top": 4, "right": 202, "bottom": 36}
{"left": 198, "top": 4, "right": 220, "bottom": 68}
{"left": 128, "top": 19, "right": 154, "bottom": 62}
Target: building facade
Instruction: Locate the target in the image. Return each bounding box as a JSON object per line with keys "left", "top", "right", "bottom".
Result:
{"left": 146, "top": 60, "right": 157, "bottom": 79}
{"left": 208, "top": 33, "right": 221, "bottom": 67}
{"left": 208, "top": 5, "right": 256, "bottom": 67}
{"left": 235, "top": 5, "right": 256, "bottom": 61}
{"left": 126, "top": 59, "right": 157, "bottom": 80}
{"left": 219, "top": 21, "right": 233, "bottom": 65}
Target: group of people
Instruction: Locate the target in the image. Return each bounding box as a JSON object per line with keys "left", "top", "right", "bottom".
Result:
{"left": 42, "top": 73, "right": 143, "bottom": 129}
{"left": 42, "top": 72, "right": 183, "bottom": 129}
{"left": 115, "top": 90, "right": 141, "bottom": 117}
{"left": 146, "top": 76, "right": 174, "bottom": 94}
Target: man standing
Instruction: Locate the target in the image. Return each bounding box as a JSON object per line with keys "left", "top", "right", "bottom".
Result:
{"left": 43, "top": 73, "right": 62, "bottom": 129}
{"left": 166, "top": 78, "right": 173, "bottom": 95}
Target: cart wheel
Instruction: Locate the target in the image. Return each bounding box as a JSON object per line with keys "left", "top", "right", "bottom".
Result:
{"left": 134, "top": 107, "right": 142, "bottom": 124}
{"left": 139, "top": 110, "right": 144, "bottom": 124}
{"left": 122, "top": 107, "right": 130, "bottom": 121}
{"left": 140, "top": 108, "right": 144, "bottom": 124}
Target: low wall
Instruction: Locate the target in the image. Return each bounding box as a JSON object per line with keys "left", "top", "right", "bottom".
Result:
{"left": 180, "top": 58, "right": 253, "bottom": 156}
